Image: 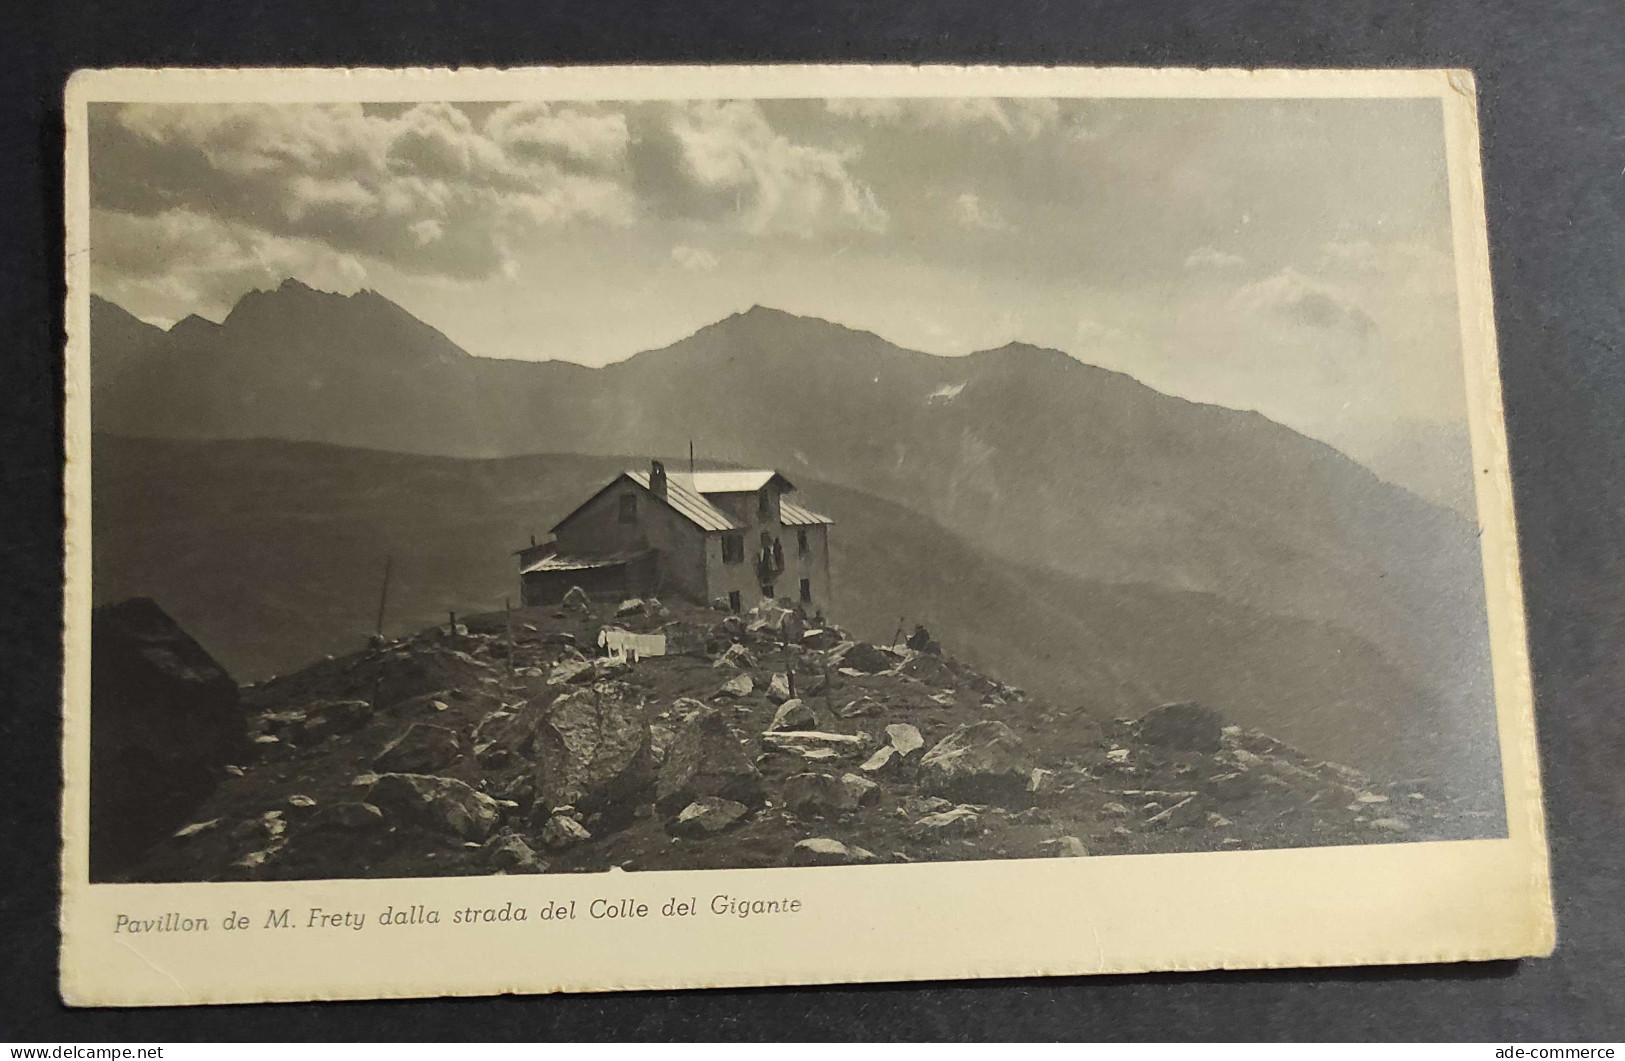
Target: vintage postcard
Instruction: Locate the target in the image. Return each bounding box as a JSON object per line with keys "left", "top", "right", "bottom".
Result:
{"left": 60, "top": 64, "right": 1554, "bottom": 1005}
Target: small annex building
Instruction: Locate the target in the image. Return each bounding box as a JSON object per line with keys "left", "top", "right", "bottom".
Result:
{"left": 518, "top": 460, "right": 833, "bottom": 614}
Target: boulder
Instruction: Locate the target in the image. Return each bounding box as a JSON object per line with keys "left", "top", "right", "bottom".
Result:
{"left": 547, "top": 658, "right": 596, "bottom": 686}
{"left": 562, "top": 586, "right": 590, "bottom": 613}
{"left": 838, "top": 697, "right": 883, "bottom": 718}
{"left": 1133, "top": 702, "right": 1225, "bottom": 754}
{"left": 917, "top": 721, "right": 1035, "bottom": 803}
{"left": 667, "top": 797, "right": 750, "bottom": 838}
{"left": 801, "top": 628, "right": 841, "bottom": 651}
{"left": 534, "top": 682, "right": 654, "bottom": 823}
{"left": 365, "top": 773, "right": 501, "bottom": 841}
{"left": 311, "top": 801, "right": 386, "bottom": 832}
{"left": 710, "top": 615, "right": 746, "bottom": 639}
{"left": 837, "top": 642, "right": 900, "bottom": 674}
{"left": 885, "top": 723, "right": 925, "bottom": 757}
{"left": 648, "top": 722, "right": 679, "bottom": 767}
{"left": 473, "top": 702, "right": 548, "bottom": 766}
{"left": 858, "top": 746, "right": 898, "bottom": 774}
{"left": 766, "top": 672, "right": 794, "bottom": 704}
{"left": 713, "top": 643, "right": 757, "bottom": 671}
{"left": 615, "top": 597, "right": 668, "bottom": 622}
{"left": 792, "top": 838, "right": 876, "bottom": 865}
{"left": 901, "top": 795, "right": 954, "bottom": 818}
{"left": 539, "top": 813, "right": 593, "bottom": 849}
{"left": 590, "top": 656, "right": 629, "bottom": 680}
{"left": 716, "top": 674, "right": 754, "bottom": 698}
{"left": 769, "top": 698, "right": 818, "bottom": 731}
{"left": 911, "top": 807, "right": 982, "bottom": 839}
{"left": 372, "top": 723, "right": 463, "bottom": 773}
{"left": 781, "top": 772, "right": 856, "bottom": 817}
{"left": 90, "top": 597, "right": 247, "bottom": 878}
{"left": 1041, "top": 836, "right": 1090, "bottom": 858}
{"left": 485, "top": 833, "right": 546, "bottom": 873}
{"left": 747, "top": 600, "right": 793, "bottom": 632}
{"left": 655, "top": 706, "right": 767, "bottom": 814}
{"left": 840, "top": 773, "right": 881, "bottom": 808}
{"left": 899, "top": 654, "right": 957, "bottom": 688}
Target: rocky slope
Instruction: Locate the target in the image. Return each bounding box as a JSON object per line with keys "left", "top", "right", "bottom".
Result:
{"left": 119, "top": 598, "right": 1498, "bottom": 883}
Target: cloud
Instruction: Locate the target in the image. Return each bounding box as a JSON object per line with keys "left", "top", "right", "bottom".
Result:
{"left": 826, "top": 97, "right": 1061, "bottom": 138}
{"left": 91, "top": 99, "right": 897, "bottom": 320}
{"left": 952, "top": 192, "right": 1009, "bottom": 231}
{"left": 1236, "top": 268, "right": 1376, "bottom": 339}
{"left": 90, "top": 207, "right": 368, "bottom": 323}
{"left": 90, "top": 101, "right": 638, "bottom": 290}
{"left": 670, "top": 244, "right": 720, "bottom": 272}
{"left": 483, "top": 102, "right": 630, "bottom": 170}
{"left": 1184, "top": 246, "right": 1246, "bottom": 270}
{"left": 660, "top": 101, "right": 888, "bottom": 237}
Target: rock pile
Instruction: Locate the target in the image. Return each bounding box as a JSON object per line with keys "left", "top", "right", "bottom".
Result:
{"left": 110, "top": 594, "right": 1479, "bottom": 883}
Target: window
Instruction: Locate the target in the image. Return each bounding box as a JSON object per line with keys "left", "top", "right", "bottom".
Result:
{"left": 799, "top": 578, "right": 812, "bottom": 603}
{"left": 760, "top": 583, "right": 775, "bottom": 600}
{"left": 617, "top": 493, "right": 636, "bottom": 524}
{"left": 722, "top": 533, "right": 744, "bottom": 564}
{"left": 728, "top": 590, "right": 741, "bottom": 614}
{"left": 797, "top": 528, "right": 809, "bottom": 555}
{"left": 758, "top": 487, "right": 772, "bottom": 519}
{"left": 771, "top": 538, "right": 784, "bottom": 568}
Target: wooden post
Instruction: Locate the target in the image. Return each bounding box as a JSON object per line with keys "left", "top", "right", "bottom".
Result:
{"left": 505, "top": 597, "right": 514, "bottom": 675}
{"left": 374, "top": 555, "right": 393, "bottom": 637}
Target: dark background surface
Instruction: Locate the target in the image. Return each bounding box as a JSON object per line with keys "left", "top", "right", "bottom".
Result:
{"left": 2, "top": 0, "right": 1622, "bottom": 1041}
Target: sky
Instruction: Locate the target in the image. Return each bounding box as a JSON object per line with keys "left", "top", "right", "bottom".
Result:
{"left": 87, "top": 95, "right": 1475, "bottom": 510}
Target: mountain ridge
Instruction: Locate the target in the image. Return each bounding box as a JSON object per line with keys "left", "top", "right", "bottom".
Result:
{"left": 92, "top": 284, "right": 1387, "bottom": 473}
{"left": 88, "top": 280, "right": 1497, "bottom": 794}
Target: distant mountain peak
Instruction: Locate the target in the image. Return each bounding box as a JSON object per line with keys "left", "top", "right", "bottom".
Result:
{"left": 168, "top": 313, "right": 222, "bottom": 338}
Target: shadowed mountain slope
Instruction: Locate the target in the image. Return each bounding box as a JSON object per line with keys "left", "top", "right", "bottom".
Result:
{"left": 93, "top": 436, "right": 1503, "bottom": 804}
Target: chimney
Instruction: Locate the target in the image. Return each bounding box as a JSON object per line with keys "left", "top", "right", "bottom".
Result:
{"left": 650, "top": 459, "right": 668, "bottom": 499}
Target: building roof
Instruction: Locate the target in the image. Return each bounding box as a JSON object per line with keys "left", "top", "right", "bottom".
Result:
{"left": 520, "top": 548, "right": 653, "bottom": 575}
{"left": 780, "top": 498, "right": 834, "bottom": 526}
{"left": 548, "top": 467, "right": 828, "bottom": 536}
{"left": 669, "top": 469, "right": 794, "bottom": 495}
{"left": 625, "top": 471, "right": 740, "bottom": 531}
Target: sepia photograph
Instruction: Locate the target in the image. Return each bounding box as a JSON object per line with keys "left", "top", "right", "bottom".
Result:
{"left": 57, "top": 65, "right": 1552, "bottom": 1005}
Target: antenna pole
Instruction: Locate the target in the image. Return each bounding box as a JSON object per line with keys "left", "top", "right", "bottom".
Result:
{"left": 374, "top": 555, "right": 393, "bottom": 636}
{"left": 689, "top": 440, "right": 695, "bottom": 475}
